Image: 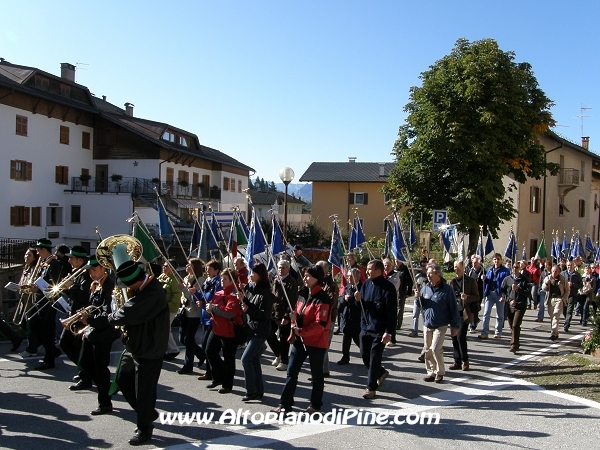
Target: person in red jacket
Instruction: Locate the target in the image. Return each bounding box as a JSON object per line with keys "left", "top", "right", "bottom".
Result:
{"left": 272, "top": 265, "right": 331, "bottom": 415}
{"left": 205, "top": 268, "right": 243, "bottom": 394}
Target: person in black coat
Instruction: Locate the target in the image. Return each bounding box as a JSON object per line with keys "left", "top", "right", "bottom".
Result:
{"left": 337, "top": 268, "right": 363, "bottom": 365}
{"left": 107, "top": 261, "right": 170, "bottom": 446}
{"left": 501, "top": 263, "right": 530, "bottom": 353}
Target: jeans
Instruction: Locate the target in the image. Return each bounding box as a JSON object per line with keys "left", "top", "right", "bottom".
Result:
{"left": 537, "top": 290, "right": 546, "bottom": 320}
{"left": 360, "top": 330, "right": 387, "bottom": 391}
{"left": 241, "top": 336, "right": 266, "bottom": 395}
{"left": 280, "top": 339, "right": 326, "bottom": 409}
{"left": 481, "top": 291, "right": 504, "bottom": 336}
{"left": 582, "top": 298, "right": 597, "bottom": 325}
{"left": 564, "top": 296, "right": 579, "bottom": 330}
{"left": 424, "top": 326, "right": 447, "bottom": 376}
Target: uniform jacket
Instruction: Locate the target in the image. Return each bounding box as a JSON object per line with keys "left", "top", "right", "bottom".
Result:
{"left": 108, "top": 277, "right": 170, "bottom": 360}
{"left": 359, "top": 275, "right": 397, "bottom": 335}
{"left": 86, "top": 274, "right": 121, "bottom": 344}
{"left": 64, "top": 269, "right": 92, "bottom": 312}
{"left": 296, "top": 285, "right": 331, "bottom": 348}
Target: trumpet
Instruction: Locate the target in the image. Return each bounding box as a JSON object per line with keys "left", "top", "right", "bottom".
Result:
{"left": 60, "top": 305, "right": 101, "bottom": 335}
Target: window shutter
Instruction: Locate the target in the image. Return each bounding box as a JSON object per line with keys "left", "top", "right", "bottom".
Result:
{"left": 24, "top": 207, "right": 30, "bottom": 225}
{"left": 63, "top": 166, "right": 69, "bottom": 184}
{"left": 10, "top": 206, "right": 16, "bottom": 226}
{"left": 363, "top": 193, "right": 368, "bottom": 205}
{"left": 55, "top": 166, "right": 61, "bottom": 183}
{"left": 26, "top": 162, "right": 32, "bottom": 181}
{"left": 349, "top": 192, "right": 354, "bottom": 205}
{"left": 11, "top": 160, "right": 16, "bottom": 179}
{"left": 32, "top": 207, "right": 40, "bottom": 226}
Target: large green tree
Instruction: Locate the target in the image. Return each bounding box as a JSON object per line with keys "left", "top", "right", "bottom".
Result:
{"left": 386, "top": 38, "right": 559, "bottom": 252}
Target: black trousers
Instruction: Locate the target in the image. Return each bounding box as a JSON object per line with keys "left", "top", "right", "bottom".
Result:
{"left": 506, "top": 308, "right": 525, "bottom": 350}
{"left": 80, "top": 338, "right": 113, "bottom": 407}
{"left": 564, "top": 296, "right": 579, "bottom": 329}
{"left": 341, "top": 328, "right": 361, "bottom": 361}
{"left": 359, "top": 330, "right": 386, "bottom": 391}
{"left": 451, "top": 319, "right": 469, "bottom": 363}
{"left": 59, "top": 328, "right": 92, "bottom": 382}
{"left": 266, "top": 319, "right": 292, "bottom": 364}
{"left": 205, "top": 331, "right": 238, "bottom": 389}
{"left": 30, "top": 302, "right": 57, "bottom": 366}
{"left": 117, "top": 353, "right": 163, "bottom": 434}
{"left": 0, "top": 317, "right": 21, "bottom": 343}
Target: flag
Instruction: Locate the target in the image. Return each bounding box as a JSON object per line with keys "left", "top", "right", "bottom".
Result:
{"left": 328, "top": 221, "right": 345, "bottom": 269}
{"left": 228, "top": 214, "right": 248, "bottom": 258}
{"left": 349, "top": 223, "right": 357, "bottom": 251}
{"left": 270, "top": 216, "right": 285, "bottom": 256}
{"left": 197, "top": 212, "right": 208, "bottom": 261}
{"left": 585, "top": 234, "right": 596, "bottom": 254}
{"left": 210, "top": 212, "right": 224, "bottom": 244}
{"left": 485, "top": 231, "right": 495, "bottom": 255}
{"left": 561, "top": 233, "right": 568, "bottom": 257}
{"left": 504, "top": 231, "right": 517, "bottom": 263}
{"left": 476, "top": 232, "right": 484, "bottom": 258}
{"left": 535, "top": 234, "right": 547, "bottom": 259}
{"left": 391, "top": 214, "right": 407, "bottom": 262}
{"left": 355, "top": 217, "right": 366, "bottom": 248}
{"left": 383, "top": 220, "right": 393, "bottom": 257}
{"left": 521, "top": 244, "right": 527, "bottom": 261}
{"left": 595, "top": 244, "right": 600, "bottom": 262}
{"left": 245, "top": 210, "right": 266, "bottom": 269}
{"left": 158, "top": 201, "right": 175, "bottom": 252}
{"left": 204, "top": 213, "right": 220, "bottom": 252}
{"left": 409, "top": 216, "right": 417, "bottom": 250}
{"left": 189, "top": 219, "right": 201, "bottom": 257}
{"left": 133, "top": 222, "right": 161, "bottom": 262}
{"left": 238, "top": 213, "right": 250, "bottom": 239}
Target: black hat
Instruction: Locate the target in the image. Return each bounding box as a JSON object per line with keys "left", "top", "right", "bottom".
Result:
{"left": 66, "top": 245, "right": 89, "bottom": 259}
{"left": 294, "top": 245, "right": 302, "bottom": 251}
{"left": 116, "top": 260, "right": 145, "bottom": 286}
{"left": 56, "top": 245, "right": 70, "bottom": 255}
{"left": 36, "top": 238, "right": 53, "bottom": 249}
{"left": 305, "top": 264, "right": 324, "bottom": 285}
{"left": 83, "top": 254, "right": 101, "bottom": 269}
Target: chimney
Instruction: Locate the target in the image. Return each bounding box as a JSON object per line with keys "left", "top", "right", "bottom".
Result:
{"left": 379, "top": 163, "right": 386, "bottom": 177}
{"left": 348, "top": 157, "right": 357, "bottom": 163}
{"left": 60, "top": 63, "right": 76, "bottom": 82}
{"left": 582, "top": 136, "right": 590, "bottom": 150}
{"left": 102, "top": 95, "right": 106, "bottom": 101}
{"left": 124, "top": 102, "right": 134, "bottom": 117}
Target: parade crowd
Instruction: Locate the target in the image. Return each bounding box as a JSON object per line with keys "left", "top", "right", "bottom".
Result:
{"left": 1, "top": 239, "right": 597, "bottom": 446}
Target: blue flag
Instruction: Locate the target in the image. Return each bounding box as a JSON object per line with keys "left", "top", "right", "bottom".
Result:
{"left": 391, "top": 215, "right": 407, "bottom": 262}
{"left": 238, "top": 213, "right": 250, "bottom": 240}
{"left": 409, "top": 216, "right": 417, "bottom": 250}
{"left": 349, "top": 224, "right": 357, "bottom": 251}
{"left": 354, "top": 217, "right": 366, "bottom": 248}
{"left": 476, "top": 232, "right": 484, "bottom": 258}
{"left": 485, "top": 231, "right": 495, "bottom": 255}
{"left": 561, "top": 233, "right": 568, "bottom": 257}
{"left": 585, "top": 234, "right": 596, "bottom": 254}
{"left": 270, "top": 215, "right": 285, "bottom": 256}
{"left": 189, "top": 219, "right": 201, "bottom": 257}
{"left": 210, "top": 212, "right": 224, "bottom": 243}
{"left": 158, "top": 201, "right": 175, "bottom": 251}
{"left": 245, "top": 211, "right": 266, "bottom": 270}
{"left": 504, "top": 231, "right": 517, "bottom": 263}
{"left": 328, "top": 221, "right": 345, "bottom": 269}
{"left": 521, "top": 245, "right": 527, "bottom": 261}
{"left": 595, "top": 244, "right": 600, "bottom": 262}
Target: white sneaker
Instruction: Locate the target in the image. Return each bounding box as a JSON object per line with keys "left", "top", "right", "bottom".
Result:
{"left": 271, "top": 356, "right": 281, "bottom": 367}
{"left": 20, "top": 350, "right": 37, "bottom": 358}
{"left": 276, "top": 363, "right": 287, "bottom": 371}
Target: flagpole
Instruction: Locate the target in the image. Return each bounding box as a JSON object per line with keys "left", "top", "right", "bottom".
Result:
{"left": 353, "top": 208, "right": 375, "bottom": 260}
{"left": 396, "top": 211, "right": 417, "bottom": 289}
{"left": 205, "top": 204, "right": 228, "bottom": 264}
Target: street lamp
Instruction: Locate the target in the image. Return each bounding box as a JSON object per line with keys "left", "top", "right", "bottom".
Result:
{"left": 279, "top": 167, "right": 295, "bottom": 241}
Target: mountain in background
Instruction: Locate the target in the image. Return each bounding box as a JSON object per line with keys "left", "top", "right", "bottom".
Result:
{"left": 275, "top": 183, "right": 312, "bottom": 201}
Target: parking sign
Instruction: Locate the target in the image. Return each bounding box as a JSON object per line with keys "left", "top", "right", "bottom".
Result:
{"left": 432, "top": 210, "right": 448, "bottom": 231}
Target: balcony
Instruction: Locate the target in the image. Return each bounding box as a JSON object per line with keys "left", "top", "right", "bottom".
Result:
{"left": 558, "top": 168, "right": 579, "bottom": 196}
{"left": 162, "top": 182, "right": 221, "bottom": 201}
{"left": 69, "top": 177, "right": 158, "bottom": 195}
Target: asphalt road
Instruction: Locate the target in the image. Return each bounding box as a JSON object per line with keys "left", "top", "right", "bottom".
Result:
{"left": 1, "top": 305, "right": 599, "bottom": 450}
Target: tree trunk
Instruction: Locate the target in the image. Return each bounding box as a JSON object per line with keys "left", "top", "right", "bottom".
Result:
{"left": 467, "top": 228, "right": 480, "bottom": 256}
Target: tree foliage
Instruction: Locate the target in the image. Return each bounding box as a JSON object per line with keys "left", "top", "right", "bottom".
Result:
{"left": 385, "top": 38, "right": 559, "bottom": 251}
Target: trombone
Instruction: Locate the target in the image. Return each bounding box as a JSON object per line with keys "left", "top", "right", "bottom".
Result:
{"left": 24, "top": 267, "right": 88, "bottom": 319}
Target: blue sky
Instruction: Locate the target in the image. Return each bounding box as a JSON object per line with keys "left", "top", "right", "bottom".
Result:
{"left": 3, "top": 1, "right": 600, "bottom": 185}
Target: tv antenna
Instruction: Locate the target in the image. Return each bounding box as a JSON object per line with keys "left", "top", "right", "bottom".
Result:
{"left": 574, "top": 103, "right": 592, "bottom": 137}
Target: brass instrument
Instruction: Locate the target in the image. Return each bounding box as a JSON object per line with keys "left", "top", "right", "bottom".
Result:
{"left": 96, "top": 235, "right": 144, "bottom": 339}
{"left": 24, "top": 266, "right": 88, "bottom": 318}
{"left": 60, "top": 305, "right": 101, "bottom": 335}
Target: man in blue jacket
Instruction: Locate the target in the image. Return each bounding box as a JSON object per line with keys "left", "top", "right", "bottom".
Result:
{"left": 354, "top": 259, "right": 397, "bottom": 399}
{"left": 479, "top": 253, "right": 511, "bottom": 339}
{"left": 419, "top": 262, "right": 460, "bottom": 383}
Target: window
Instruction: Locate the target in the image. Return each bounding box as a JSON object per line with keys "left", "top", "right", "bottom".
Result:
{"left": 80, "top": 168, "right": 90, "bottom": 187}
{"left": 529, "top": 239, "right": 538, "bottom": 260}
{"left": 530, "top": 186, "right": 540, "bottom": 213}
{"left": 60, "top": 125, "right": 69, "bottom": 144}
{"left": 202, "top": 175, "right": 210, "bottom": 188}
{"left": 162, "top": 131, "right": 175, "bottom": 142}
{"left": 60, "top": 84, "right": 70, "bottom": 97}
{"left": 55, "top": 166, "right": 69, "bottom": 185}
{"left": 46, "top": 207, "right": 63, "bottom": 226}
{"left": 71, "top": 205, "right": 81, "bottom": 223}
{"left": 349, "top": 192, "right": 368, "bottom": 205}
{"left": 10, "top": 206, "right": 29, "bottom": 226}
{"left": 223, "top": 177, "right": 230, "bottom": 191}
{"left": 10, "top": 160, "right": 32, "bottom": 181}
{"left": 82, "top": 131, "right": 91, "bottom": 149}
{"left": 559, "top": 196, "right": 566, "bottom": 216}
{"left": 178, "top": 170, "right": 189, "bottom": 184}
{"left": 383, "top": 193, "right": 391, "bottom": 204}
{"left": 16, "top": 115, "right": 28, "bottom": 136}
{"left": 179, "top": 136, "right": 189, "bottom": 147}
{"left": 579, "top": 199, "right": 586, "bottom": 218}
{"left": 34, "top": 75, "right": 49, "bottom": 90}
{"left": 230, "top": 177, "right": 236, "bottom": 192}
{"left": 31, "top": 207, "right": 41, "bottom": 226}
{"left": 581, "top": 160, "right": 586, "bottom": 181}
{"left": 238, "top": 180, "right": 242, "bottom": 193}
